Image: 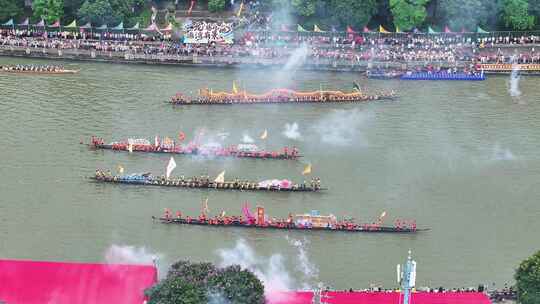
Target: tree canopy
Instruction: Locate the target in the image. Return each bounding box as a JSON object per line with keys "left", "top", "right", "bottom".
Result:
{"left": 502, "top": 0, "right": 535, "bottom": 30}
{"left": 0, "top": 0, "right": 24, "bottom": 21}
{"left": 32, "top": 0, "right": 64, "bottom": 23}
{"left": 515, "top": 250, "right": 540, "bottom": 304}
{"left": 390, "top": 0, "right": 428, "bottom": 31}
{"left": 145, "top": 260, "right": 265, "bottom": 304}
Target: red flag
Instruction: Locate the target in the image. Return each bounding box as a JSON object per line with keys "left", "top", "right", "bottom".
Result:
{"left": 346, "top": 26, "right": 355, "bottom": 33}
{"left": 444, "top": 26, "right": 452, "bottom": 33}
{"left": 50, "top": 20, "right": 60, "bottom": 27}
{"left": 188, "top": 0, "right": 195, "bottom": 16}
{"left": 363, "top": 26, "right": 370, "bottom": 33}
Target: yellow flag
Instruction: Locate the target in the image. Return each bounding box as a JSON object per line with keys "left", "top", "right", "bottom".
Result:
{"left": 379, "top": 25, "right": 389, "bottom": 33}
{"left": 128, "top": 143, "right": 133, "bottom": 153}
{"left": 214, "top": 171, "right": 225, "bottom": 183}
{"left": 302, "top": 164, "right": 312, "bottom": 175}
{"left": 379, "top": 211, "right": 387, "bottom": 220}
{"left": 117, "top": 165, "right": 124, "bottom": 174}
{"left": 232, "top": 81, "right": 239, "bottom": 94}
{"left": 313, "top": 24, "right": 323, "bottom": 32}
{"left": 396, "top": 26, "right": 401, "bottom": 33}
{"left": 260, "top": 129, "right": 268, "bottom": 140}
{"left": 236, "top": 1, "right": 244, "bottom": 17}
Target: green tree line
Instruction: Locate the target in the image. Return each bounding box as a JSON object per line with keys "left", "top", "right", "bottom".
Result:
{"left": 1, "top": 0, "right": 540, "bottom": 31}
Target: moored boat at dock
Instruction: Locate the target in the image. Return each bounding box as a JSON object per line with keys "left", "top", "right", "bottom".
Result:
{"left": 0, "top": 65, "right": 79, "bottom": 74}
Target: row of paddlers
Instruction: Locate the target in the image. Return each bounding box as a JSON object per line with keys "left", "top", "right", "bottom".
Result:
{"left": 153, "top": 216, "right": 423, "bottom": 233}
{"left": 92, "top": 171, "right": 323, "bottom": 192}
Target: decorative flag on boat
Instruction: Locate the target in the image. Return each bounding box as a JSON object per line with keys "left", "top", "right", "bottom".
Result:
{"left": 396, "top": 26, "right": 401, "bottom": 33}
{"left": 202, "top": 197, "right": 210, "bottom": 214}
{"left": 260, "top": 129, "right": 268, "bottom": 140}
{"left": 178, "top": 131, "right": 186, "bottom": 141}
{"left": 313, "top": 24, "right": 323, "bottom": 32}
{"left": 117, "top": 165, "right": 124, "bottom": 174}
{"left": 220, "top": 210, "right": 226, "bottom": 217}
{"left": 379, "top": 211, "right": 387, "bottom": 220}
{"left": 346, "top": 26, "right": 355, "bottom": 33}
{"left": 353, "top": 82, "right": 361, "bottom": 92}
{"left": 50, "top": 20, "right": 60, "bottom": 27}
{"left": 154, "top": 135, "right": 160, "bottom": 148}
{"left": 444, "top": 26, "right": 452, "bottom": 33}
{"left": 166, "top": 157, "right": 177, "bottom": 179}
{"left": 2, "top": 19, "right": 13, "bottom": 26}
{"left": 236, "top": 1, "right": 244, "bottom": 17}
{"left": 65, "top": 20, "right": 77, "bottom": 28}
{"left": 214, "top": 171, "right": 225, "bottom": 183}
{"left": 36, "top": 19, "right": 45, "bottom": 27}
{"left": 232, "top": 81, "right": 239, "bottom": 94}
{"left": 128, "top": 143, "right": 133, "bottom": 153}
{"left": 297, "top": 24, "right": 307, "bottom": 32}
{"left": 302, "top": 163, "right": 312, "bottom": 175}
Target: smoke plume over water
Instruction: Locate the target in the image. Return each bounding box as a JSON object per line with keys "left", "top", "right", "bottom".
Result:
{"left": 216, "top": 238, "right": 320, "bottom": 300}
{"left": 509, "top": 64, "right": 521, "bottom": 98}
{"left": 313, "top": 109, "right": 373, "bottom": 147}
{"left": 283, "top": 122, "right": 302, "bottom": 140}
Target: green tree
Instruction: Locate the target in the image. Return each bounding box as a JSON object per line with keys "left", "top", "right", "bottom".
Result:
{"left": 145, "top": 260, "right": 265, "bottom": 304}
{"left": 515, "top": 250, "right": 540, "bottom": 304}
{"left": 77, "top": 0, "right": 117, "bottom": 25}
{"left": 390, "top": 0, "right": 428, "bottom": 31}
{"left": 0, "top": 0, "right": 24, "bottom": 21}
{"left": 437, "top": 0, "right": 491, "bottom": 30}
{"left": 208, "top": 265, "right": 265, "bottom": 304}
{"left": 328, "top": 0, "right": 377, "bottom": 29}
{"left": 502, "top": 0, "right": 535, "bottom": 30}
{"left": 291, "top": 0, "right": 317, "bottom": 17}
{"left": 208, "top": 0, "right": 225, "bottom": 12}
{"left": 32, "top": 0, "right": 65, "bottom": 23}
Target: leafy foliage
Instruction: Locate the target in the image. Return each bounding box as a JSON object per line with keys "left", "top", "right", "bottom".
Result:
{"left": 515, "top": 250, "right": 540, "bottom": 304}
{"left": 78, "top": 0, "right": 117, "bottom": 25}
{"left": 32, "top": 0, "right": 64, "bottom": 23}
{"left": 291, "top": 0, "right": 317, "bottom": 17}
{"left": 502, "top": 0, "right": 535, "bottom": 29}
{"left": 208, "top": 0, "right": 226, "bottom": 12}
{"left": 145, "top": 260, "right": 264, "bottom": 304}
{"left": 437, "top": 0, "right": 491, "bottom": 30}
{"left": 328, "top": 0, "right": 378, "bottom": 29}
{"left": 390, "top": 0, "right": 428, "bottom": 31}
{"left": 0, "top": 0, "right": 24, "bottom": 21}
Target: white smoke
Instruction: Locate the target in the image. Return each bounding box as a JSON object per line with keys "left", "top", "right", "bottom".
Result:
{"left": 491, "top": 143, "right": 516, "bottom": 161}
{"left": 313, "top": 109, "right": 373, "bottom": 147}
{"left": 207, "top": 291, "right": 231, "bottom": 304}
{"left": 104, "top": 244, "right": 159, "bottom": 265}
{"left": 286, "top": 237, "right": 319, "bottom": 290}
{"left": 509, "top": 63, "right": 521, "bottom": 98}
{"left": 283, "top": 44, "right": 309, "bottom": 72}
{"left": 283, "top": 122, "right": 302, "bottom": 140}
{"left": 242, "top": 132, "right": 254, "bottom": 143}
{"left": 217, "top": 239, "right": 293, "bottom": 296}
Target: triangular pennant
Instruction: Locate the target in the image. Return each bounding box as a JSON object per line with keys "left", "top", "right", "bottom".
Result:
{"left": 313, "top": 24, "right": 323, "bottom": 32}
{"left": 112, "top": 21, "right": 123, "bottom": 30}
{"left": 80, "top": 22, "right": 92, "bottom": 29}
{"left": 19, "top": 18, "right": 29, "bottom": 26}
{"left": 428, "top": 26, "right": 436, "bottom": 34}
{"left": 444, "top": 26, "right": 452, "bottom": 33}
{"left": 35, "top": 19, "right": 45, "bottom": 27}
{"left": 297, "top": 24, "right": 307, "bottom": 32}
{"left": 477, "top": 26, "right": 489, "bottom": 34}
{"left": 396, "top": 26, "right": 401, "bottom": 33}
{"left": 49, "top": 20, "right": 60, "bottom": 27}
{"left": 363, "top": 26, "right": 370, "bottom": 33}
{"left": 96, "top": 23, "right": 107, "bottom": 30}
{"left": 128, "top": 22, "right": 139, "bottom": 30}
{"left": 346, "top": 26, "right": 355, "bottom": 34}
{"left": 379, "top": 25, "right": 390, "bottom": 33}
{"left": 65, "top": 20, "right": 77, "bottom": 28}
{"left": 2, "top": 19, "right": 14, "bottom": 26}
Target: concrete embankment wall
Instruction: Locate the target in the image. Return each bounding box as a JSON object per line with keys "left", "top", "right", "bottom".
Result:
{"left": 0, "top": 46, "right": 467, "bottom": 72}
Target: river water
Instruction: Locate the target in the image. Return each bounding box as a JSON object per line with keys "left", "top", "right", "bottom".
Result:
{"left": 1, "top": 57, "right": 539, "bottom": 290}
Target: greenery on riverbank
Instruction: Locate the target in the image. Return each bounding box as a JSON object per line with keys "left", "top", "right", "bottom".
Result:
{"left": 2, "top": 0, "right": 540, "bottom": 31}
{"left": 145, "top": 260, "right": 265, "bottom": 304}
{"left": 515, "top": 250, "right": 540, "bottom": 304}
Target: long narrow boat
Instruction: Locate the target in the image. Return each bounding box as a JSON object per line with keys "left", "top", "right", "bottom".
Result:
{"left": 86, "top": 136, "right": 300, "bottom": 160}
{"left": 400, "top": 71, "right": 485, "bottom": 81}
{"left": 170, "top": 88, "right": 396, "bottom": 105}
{"left": 0, "top": 66, "right": 79, "bottom": 75}
{"left": 153, "top": 206, "right": 425, "bottom": 234}
{"left": 92, "top": 171, "right": 323, "bottom": 192}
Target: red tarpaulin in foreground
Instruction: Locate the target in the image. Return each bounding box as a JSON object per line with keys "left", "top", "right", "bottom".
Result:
{"left": 268, "top": 291, "right": 492, "bottom": 304}
{"left": 0, "top": 259, "right": 158, "bottom": 304}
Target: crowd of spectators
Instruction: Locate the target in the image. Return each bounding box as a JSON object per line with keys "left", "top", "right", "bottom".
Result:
{"left": 2, "top": 26, "right": 540, "bottom": 66}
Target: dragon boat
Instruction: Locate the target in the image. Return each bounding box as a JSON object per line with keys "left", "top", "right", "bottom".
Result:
{"left": 92, "top": 170, "right": 323, "bottom": 192}
{"left": 87, "top": 136, "right": 300, "bottom": 160}
{"left": 0, "top": 65, "right": 79, "bottom": 75}
{"left": 170, "top": 87, "right": 396, "bottom": 105}
{"left": 400, "top": 71, "right": 485, "bottom": 81}
{"left": 154, "top": 205, "right": 425, "bottom": 234}
{"left": 366, "top": 70, "right": 402, "bottom": 79}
